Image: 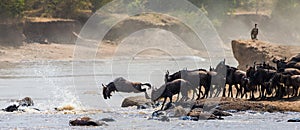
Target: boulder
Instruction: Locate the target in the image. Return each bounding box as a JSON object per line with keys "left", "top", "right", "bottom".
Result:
{"left": 17, "top": 97, "right": 34, "bottom": 106}
{"left": 100, "top": 118, "right": 116, "bottom": 122}
{"left": 121, "top": 96, "right": 153, "bottom": 108}
{"left": 2, "top": 104, "right": 19, "bottom": 112}
{"left": 288, "top": 118, "right": 300, "bottom": 122}
{"left": 231, "top": 40, "right": 300, "bottom": 70}
{"left": 69, "top": 117, "right": 108, "bottom": 126}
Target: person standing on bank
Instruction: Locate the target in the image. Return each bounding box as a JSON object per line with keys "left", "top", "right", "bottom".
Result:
{"left": 251, "top": 24, "right": 258, "bottom": 41}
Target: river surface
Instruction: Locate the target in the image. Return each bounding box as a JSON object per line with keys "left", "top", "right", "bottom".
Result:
{"left": 0, "top": 57, "right": 299, "bottom": 129}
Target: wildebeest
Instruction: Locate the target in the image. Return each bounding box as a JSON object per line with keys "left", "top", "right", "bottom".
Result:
{"left": 283, "top": 75, "right": 300, "bottom": 97}
{"left": 246, "top": 66, "right": 277, "bottom": 99}
{"left": 151, "top": 79, "right": 191, "bottom": 110}
{"left": 214, "top": 60, "right": 242, "bottom": 98}
{"left": 164, "top": 69, "right": 210, "bottom": 99}
{"left": 102, "top": 77, "right": 151, "bottom": 99}
{"left": 273, "top": 55, "right": 300, "bottom": 70}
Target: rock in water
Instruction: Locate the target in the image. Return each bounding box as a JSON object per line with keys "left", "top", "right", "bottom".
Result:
{"left": 100, "top": 118, "right": 116, "bottom": 122}
{"left": 121, "top": 96, "right": 153, "bottom": 108}
{"left": 287, "top": 118, "right": 300, "bottom": 122}
{"left": 212, "top": 109, "right": 232, "bottom": 117}
{"left": 17, "top": 97, "right": 34, "bottom": 106}
{"left": 69, "top": 117, "right": 108, "bottom": 126}
{"left": 2, "top": 104, "right": 19, "bottom": 112}
{"left": 160, "top": 116, "right": 170, "bottom": 122}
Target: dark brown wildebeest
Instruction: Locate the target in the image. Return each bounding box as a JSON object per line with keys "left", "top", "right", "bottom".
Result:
{"left": 282, "top": 75, "right": 300, "bottom": 97}
{"left": 102, "top": 77, "right": 151, "bottom": 99}
{"left": 164, "top": 69, "right": 210, "bottom": 99}
{"left": 231, "top": 70, "right": 248, "bottom": 98}
{"left": 288, "top": 75, "right": 300, "bottom": 97}
{"left": 282, "top": 68, "right": 300, "bottom": 75}
{"left": 151, "top": 79, "right": 191, "bottom": 110}
{"left": 249, "top": 68, "right": 277, "bottom": 99}
{"left": 214, "top": 60, "right": 240, "bottom": 98}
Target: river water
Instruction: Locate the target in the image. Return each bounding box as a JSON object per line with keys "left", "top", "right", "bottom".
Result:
{"left": 0, "top": 57, "right": 299, "bottom": 129}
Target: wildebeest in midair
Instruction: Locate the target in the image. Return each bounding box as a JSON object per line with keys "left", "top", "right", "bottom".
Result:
{"left": 102, "top": 77, "right": 151, "bottom": 99}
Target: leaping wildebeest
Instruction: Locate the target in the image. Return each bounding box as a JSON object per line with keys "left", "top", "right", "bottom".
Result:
{"left": 102, "top": 77, "right": 151, "bottom": 99}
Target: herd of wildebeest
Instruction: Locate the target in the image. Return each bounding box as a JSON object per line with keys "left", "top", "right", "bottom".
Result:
{"left": 102, "top": 53, "right": 300, "bottom": 110}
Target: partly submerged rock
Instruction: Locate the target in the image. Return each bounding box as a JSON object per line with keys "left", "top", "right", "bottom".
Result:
{"left": 287, "top": 118, "right": 300, "bottom": 122}
{"left": 212, "top": 109, "right": 232, "bottom": 117}
{"left": 179, "top": 116, "right": 199, "bottom": 121}
{"left": 55, "top": 104, "right": 75, "bottom": 111}
{"left": 164, "top": 105, "right": 190, "bottom": 117}
{"left": 160, "top": 116, "right": 170, "bottom": 122}
{"left": 121, "top": 96, "right": 153, "bottom": 108}
{"left": 100, "top": 118, "right": 116, "bottom": 122}
{"left": 17, "top": 97, "right": 34, "bottom": 107}
{"left": 2, "top": 104, "right": 19, "bottom": 112}
{"left": 69, "top": 117, "right": 108, "bottom": 126}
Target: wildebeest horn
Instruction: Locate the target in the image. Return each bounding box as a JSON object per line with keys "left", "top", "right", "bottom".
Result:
{"left": 102, "top": 84, "right": 106, "bottom": 87}
{"left": 166, "top": 70, "right": 169, "bottom": 74}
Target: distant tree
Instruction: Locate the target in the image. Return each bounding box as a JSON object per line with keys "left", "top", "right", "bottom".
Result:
{"left": 0, "top": 0, "right": 25, "bottom": 20}
{"left": 90, "top": 0, "right": 113, "bottom": 12}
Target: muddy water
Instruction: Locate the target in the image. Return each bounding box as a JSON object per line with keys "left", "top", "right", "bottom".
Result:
{"left": 0, "top": 58, "right": 299, "bottom": 129}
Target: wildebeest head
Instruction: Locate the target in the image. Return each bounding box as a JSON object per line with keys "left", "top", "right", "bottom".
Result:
{"left": 215, "top": 60, "right": 226, "bottom": 72}
{"left": 165, "top": 70, "right": 181, "bottom": 82}
{"left": 102, "top": 82, "right": 116, "bottom": 99}
{"left": 246, "top": 66, "right": 256, "bottom": 78}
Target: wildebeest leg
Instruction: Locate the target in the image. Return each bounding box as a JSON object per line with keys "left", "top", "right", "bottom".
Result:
{"left": 160, "top": 98, "right": 167, "bottom": 110}
{"left": 235, "top": 84, "right": 240, "bottom": 98}
{"left": 196, "top": 87, "right": 203, "bottom": 100}
{"left": 191, "top": 90, "right": 196, "bottom": 100}
{"left": 215, "top": 85, "right": 222, "bottom": 97}
{"left": 222, "top": 85, "right": 226, "bottom": 97}
{"left": 251, "top": 89, "right": 255, "bottom": 100}
{"left": 228, "top": 84, "right": 233, "bottom": 97}
{"left": 144, "top": 92, "right": 150, "bottom": 99}
{"left": 293, "top": 85, "right": 299, "bottom": 97}
{"left": 261, "top": 85, "right": 266, "bottom": 99}
{"left": 169, "top": 96, "right": 173, "bottom": 104}
{"left": 296, "top": 86, "right": 299, "bottom": 96}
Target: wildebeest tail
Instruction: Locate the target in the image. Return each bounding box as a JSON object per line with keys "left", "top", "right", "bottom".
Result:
{"left": 141, "top": 83, "right": 152, "bottom": 89}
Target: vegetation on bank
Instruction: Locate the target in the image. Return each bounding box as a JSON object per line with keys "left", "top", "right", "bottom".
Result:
{"left": 1, "top": 0, "right": 299, "bottom": 24}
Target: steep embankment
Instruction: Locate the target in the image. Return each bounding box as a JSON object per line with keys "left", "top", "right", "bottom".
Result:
{"left": 232, "top": 40, "right": 300, "bottom": 70}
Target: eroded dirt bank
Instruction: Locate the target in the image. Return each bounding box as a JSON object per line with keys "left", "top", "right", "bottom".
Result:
{"left": 232, "top": 40, "right": 300, "bottom": 70}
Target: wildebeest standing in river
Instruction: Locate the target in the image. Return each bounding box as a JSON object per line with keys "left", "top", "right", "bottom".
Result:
{"left": 102, "top": 77, "right": 151, "bottom": 99}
